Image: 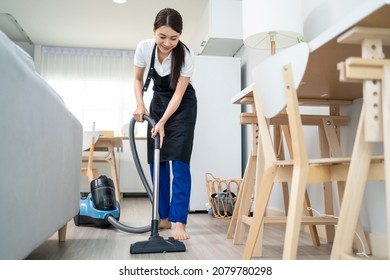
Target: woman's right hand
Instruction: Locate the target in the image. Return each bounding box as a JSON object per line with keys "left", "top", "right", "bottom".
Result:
{"left": 133, "top": 105, "right": 149, "bottom": 122}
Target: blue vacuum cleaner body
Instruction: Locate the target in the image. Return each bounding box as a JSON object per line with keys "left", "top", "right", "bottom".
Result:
{"left": 74, "top": 175, "right": 120, "bottom": 228}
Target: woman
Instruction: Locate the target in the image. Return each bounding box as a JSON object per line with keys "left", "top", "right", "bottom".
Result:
{"left": 133, "top": 8, "right": 197, "bottom": 240}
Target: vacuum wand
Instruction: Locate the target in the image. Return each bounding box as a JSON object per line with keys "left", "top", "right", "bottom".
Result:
{"left": 130, "top": 115, "right": 186, "bottom": 254}
{"left": 142, "top": 115, "right": 160, "bottom": 237}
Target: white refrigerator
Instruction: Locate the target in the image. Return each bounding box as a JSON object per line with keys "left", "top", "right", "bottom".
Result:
{"left": 189, "top": 55, "right": 242, "bottom": 211}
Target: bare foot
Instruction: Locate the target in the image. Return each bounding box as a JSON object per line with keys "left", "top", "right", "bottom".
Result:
{"left": 173, "top": 222, "right": 190, "bottom": 240}
{"left": 158, "top": 218, "right": 172, "bottom": 229}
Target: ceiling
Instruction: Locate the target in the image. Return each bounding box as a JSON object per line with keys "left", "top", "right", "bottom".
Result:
{"left": 0, "top": 0, "right": 208, "bottom": 51}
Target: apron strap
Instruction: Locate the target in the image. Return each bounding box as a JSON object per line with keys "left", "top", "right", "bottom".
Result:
{"left": 143, "top": 43, "right": 157, "bottom": 92}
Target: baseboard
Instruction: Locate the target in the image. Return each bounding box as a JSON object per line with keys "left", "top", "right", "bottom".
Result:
{"left": 122, "top": 192, "right": 148, "bottom": 197}
{"left": 367, "top": 232, "right": 388, "bottom": 257}
{"left": 266, "top": 207, "right": 388, "bottom": 258}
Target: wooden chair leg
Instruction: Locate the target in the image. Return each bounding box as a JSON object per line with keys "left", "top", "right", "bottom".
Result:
{"left": 107, "top": 150, "right": 121, "bottom": 203}
{"left": 274, "top": 125, "right": 290, "bottom": 212}
{"left": 303, "top": 191, "right": 320, "bottom": 246}
{"left": 280, "top": 122, "right": 320, "bottom": 246}
{"left": 282, "top": 164, "right": 310, "bottom": 260}
{"left": 92, "top": 169, "right": 99, "bottom": 182}
{"left": 242, "top": 166, "right": 277, "bottom": 259}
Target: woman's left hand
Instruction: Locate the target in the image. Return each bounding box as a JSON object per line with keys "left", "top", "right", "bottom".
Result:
{"left": 151, "top": 120, "right": 165, "bottom": 148}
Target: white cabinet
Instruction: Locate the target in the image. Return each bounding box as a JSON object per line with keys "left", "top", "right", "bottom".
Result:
{"left": 190, "top": 0, "right": 243, "bottom": 56}
{"left": 190, "top": 55, "right": 242, "bottom": 211}
{"left": 117, "top": 138, "right": 152, "bottom": 194}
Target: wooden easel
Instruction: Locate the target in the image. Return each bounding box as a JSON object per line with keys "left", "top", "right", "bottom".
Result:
{"left": 331, "top": 26, "right": 390, "bottom": 260}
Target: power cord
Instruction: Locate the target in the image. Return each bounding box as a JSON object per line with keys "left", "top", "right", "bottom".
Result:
{"left": 306, "top": 207, "right": 369, "bottom": 258}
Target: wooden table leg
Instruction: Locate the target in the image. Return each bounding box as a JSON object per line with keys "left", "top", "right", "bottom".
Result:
{"left": 105, "top": 143, "right": 121, "bottom": 203}
{"left": 232, "top": 155, "right": 257, "bottom": 245}
{"left": 334, "top": 28, "right": 390, "bottom": 259}
{"left": 331, "top": 109, "right": 374, "bottom": 259}
{"left": 227, "top": 154, "right": 254, "bottom": 239}
{"left": 381, "top": 65, "right": 390, "bottom": 259}
{"left": 242, "top": 165, "right": 277, "bottom": 259}
{"left": 321, "top": 116, "right": 371, "bottom": 253}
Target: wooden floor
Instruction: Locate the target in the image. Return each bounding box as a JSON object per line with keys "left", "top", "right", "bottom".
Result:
{"left": 26, "top": 197, "right": 333, "bottom": 260}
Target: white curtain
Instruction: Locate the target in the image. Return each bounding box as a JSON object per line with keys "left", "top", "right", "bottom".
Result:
{"left": 40, "top": 46, "right": 144, "bottom": 136}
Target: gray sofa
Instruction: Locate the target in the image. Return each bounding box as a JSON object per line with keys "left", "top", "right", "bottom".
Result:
{"left": 0, "top": 31, "right": 83, "bottom": 259}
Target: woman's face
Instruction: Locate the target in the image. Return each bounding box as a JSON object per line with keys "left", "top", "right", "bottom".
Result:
{"left": 154, "top": 25, "right": 180, "bottom": 55}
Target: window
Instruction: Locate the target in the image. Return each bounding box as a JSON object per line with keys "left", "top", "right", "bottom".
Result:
{"left": 40, "top": 46, "right": 150, "bottom": 136}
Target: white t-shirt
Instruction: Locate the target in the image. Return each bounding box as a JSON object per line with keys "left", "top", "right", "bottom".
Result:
{"left": 134, "top": 39, "right": 194, "bottom": 78}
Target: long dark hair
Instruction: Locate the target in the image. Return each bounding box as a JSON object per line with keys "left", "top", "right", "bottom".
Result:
{"left": 154, "top": 8, "right": 189, "bottom": 90}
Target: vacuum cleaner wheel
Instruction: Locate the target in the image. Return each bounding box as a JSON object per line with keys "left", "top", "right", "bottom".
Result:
{"left": 73, "top": 211, "right": 81, "bottom": 226}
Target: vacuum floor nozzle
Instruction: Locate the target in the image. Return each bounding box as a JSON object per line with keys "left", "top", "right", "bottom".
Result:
{"left": 130, "top": 236, "right": 186, "bottom": 254}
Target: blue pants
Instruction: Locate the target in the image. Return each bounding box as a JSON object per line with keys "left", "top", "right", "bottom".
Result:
{"left": 149, "top": 160, "right": 191, "bottom": 224}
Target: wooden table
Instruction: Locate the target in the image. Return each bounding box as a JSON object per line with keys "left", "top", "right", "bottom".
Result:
{"left": 230, "top": 0, "right": 390, "bottom": 259}
{"left": 82, "top": 136, "right": 123, "bottom": 202}
{"left": 299, "top": 1, "right": 390, "bottom": 260}
{"left": 299, "top": 2, "right": 390, "bottom": 101}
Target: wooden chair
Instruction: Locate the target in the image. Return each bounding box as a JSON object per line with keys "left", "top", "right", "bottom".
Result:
{"left": 81, "top": 131, "right": 100, "bottom": 184}
{"left": 242, "top": 42, "right": 385, "bottom": 260}
{"left": 228, "top": 89, "right": 325, "bottom": 254}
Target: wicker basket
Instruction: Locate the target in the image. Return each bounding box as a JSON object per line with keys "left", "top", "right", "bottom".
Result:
{"left": 205, "top": 173, "right": 242, "bottom": 219}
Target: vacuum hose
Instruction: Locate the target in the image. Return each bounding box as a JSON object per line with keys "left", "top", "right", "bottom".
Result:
{"left": 104, "top": 116, "right": 156, "bottom": 233}
{"left": 128, "top": 116, "right": 154, "bottom": 201}
{"left": 105, "top": 215, "right": 150, "bottom": 233}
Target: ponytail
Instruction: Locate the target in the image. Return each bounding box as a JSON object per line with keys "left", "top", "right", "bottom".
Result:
{"left": 170, "top": 41, "right": 189, "bottom": 90}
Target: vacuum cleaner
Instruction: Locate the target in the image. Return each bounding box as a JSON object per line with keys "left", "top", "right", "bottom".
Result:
{"left": 74, "top": 115, "right": 186, "bottom": 254}
{"left": 73, "top": 175, "right": 120, "bottom": 228}
{"left": 74, "top": 116, "right": 152, "bottom": 233}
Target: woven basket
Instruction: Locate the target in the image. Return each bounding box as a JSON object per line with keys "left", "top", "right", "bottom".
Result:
{"left": 205, "top": 173, "right": 242, "bottom": 219}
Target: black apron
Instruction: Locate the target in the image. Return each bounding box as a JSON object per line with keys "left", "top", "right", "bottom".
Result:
{"left": 144, "top": 44, "right": 197, "bottom": 164}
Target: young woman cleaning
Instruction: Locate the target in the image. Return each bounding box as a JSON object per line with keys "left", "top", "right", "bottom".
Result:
{"left": 133, "top": 8, "right": 197, "bottom": 240}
